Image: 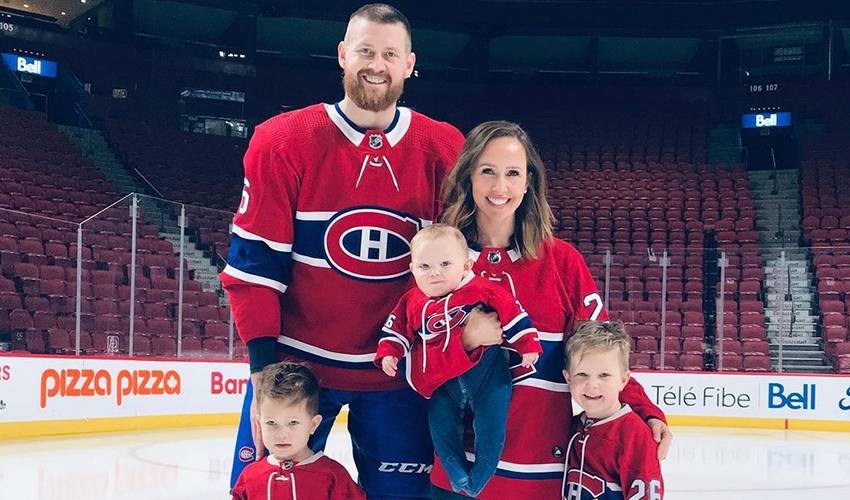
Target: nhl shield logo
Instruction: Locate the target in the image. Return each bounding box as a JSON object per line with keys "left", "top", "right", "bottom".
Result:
{"left": 369, "top": 133, "right": 383, "bottom": 149}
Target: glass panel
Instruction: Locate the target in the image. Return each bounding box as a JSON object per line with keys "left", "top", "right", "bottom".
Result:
{"left": 81, "top": 196, "right": 137, "bottom": 357}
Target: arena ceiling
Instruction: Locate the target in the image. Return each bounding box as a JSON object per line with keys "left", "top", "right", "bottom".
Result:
{"left": 2, "top": 0, "right": 849, "bottom": 76}
{"left": 0, "top": 0, "right": 105, "bottom": 25}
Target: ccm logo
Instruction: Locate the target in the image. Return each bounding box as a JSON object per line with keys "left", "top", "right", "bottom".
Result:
{"left": 378, "top": 462, "right": 433, "bottom": 474}
{"left": 40, "top": 368, "right": 181, "bottom": 408}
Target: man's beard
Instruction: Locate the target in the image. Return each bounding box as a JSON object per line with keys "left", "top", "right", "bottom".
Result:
{"left": 343, "top": 70, "right": 405, "bottom": 113}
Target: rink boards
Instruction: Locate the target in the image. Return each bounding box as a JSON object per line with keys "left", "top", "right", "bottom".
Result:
{"left": 1, "top": 353, "right": 849, "bottom": 439}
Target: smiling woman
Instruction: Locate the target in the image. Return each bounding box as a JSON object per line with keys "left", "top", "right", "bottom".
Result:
{"left": 434, "top": 120, "right": 671, "bottom": 499}
{"left": 470, "top": 136, "right": 530, "bottom": 247}
{"left": 442, "top": 121, "right": 553, "bottom": 259}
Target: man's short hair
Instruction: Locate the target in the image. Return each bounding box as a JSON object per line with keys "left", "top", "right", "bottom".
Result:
{"left": 256, "top": 361, "right": 320, "bottom": 415}
{"left": 564, "top": 320, "right": 631, "bottom": 374}
{"left": 349, "top": 3, "right": 412, "bottom": 50}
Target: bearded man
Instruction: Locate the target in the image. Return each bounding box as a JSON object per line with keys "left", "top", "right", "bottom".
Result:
{"left": 221, "top": 4, "right": 476, "bottom": 499}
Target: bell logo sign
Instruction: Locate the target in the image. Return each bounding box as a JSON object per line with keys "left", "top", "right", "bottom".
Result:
{"left": 755, "top": 114, "right": 777, "bottom": 127}
{"left": 17, "top": 56, "right": 41, "bottom": 75}
{"left": 767, "top": 383, "right": 816, "bottom": 410}
{"left": 40, "top": 368, "right": 181, "bottom": 408}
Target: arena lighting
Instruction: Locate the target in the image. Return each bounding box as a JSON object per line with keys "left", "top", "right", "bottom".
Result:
{"left": 218, "top": 49, "right": 246, "bottom": 59}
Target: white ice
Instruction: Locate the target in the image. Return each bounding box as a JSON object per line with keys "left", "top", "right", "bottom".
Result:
{"left": 1, "top": 423, "right": 848, "bottom": 499}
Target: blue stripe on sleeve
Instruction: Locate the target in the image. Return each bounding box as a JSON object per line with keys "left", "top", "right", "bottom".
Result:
{"left": 226, "top": 233, "right": 293, "bottom": 286}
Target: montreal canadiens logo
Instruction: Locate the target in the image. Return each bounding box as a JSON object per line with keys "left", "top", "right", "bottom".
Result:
{"left": 425, "top": 306, "right": 468, "bottom": 335}
{"left": 564, "top": 469, "right": 607, "bottom": 498}
{"left": 238, "top": 446, "right": 255, "bottom": 462}
{"left": 324, "top": 207, "right": 423, "bottom": 281}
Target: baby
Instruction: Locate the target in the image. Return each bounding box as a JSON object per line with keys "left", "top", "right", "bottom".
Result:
{"left": 376, "top": 223, "right": 541, "bottom": 496}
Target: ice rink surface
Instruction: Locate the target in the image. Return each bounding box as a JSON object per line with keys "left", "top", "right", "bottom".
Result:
{"left": 2, "top": 423, "right": 849, "bottom": 499}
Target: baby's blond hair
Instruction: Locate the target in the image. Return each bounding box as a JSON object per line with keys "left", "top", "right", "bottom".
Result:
{"left": 410, "top": 223, "right": 468, "bottom": 256}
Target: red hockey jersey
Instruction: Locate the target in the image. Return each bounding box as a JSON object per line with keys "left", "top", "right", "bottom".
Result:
{"left": 231, "top": 452, "right": 365, "bottom": 500}
{"left": 221, "top": 103, "right": 464, "bottom": 390}
{"left": 562, "top": 405, "right": 664, "bottom": 500}
{"left": 429, "top": 239, "right": 666, "bottom": 499}
{"left": 375, "top": 273, "right": 541, "bottom": 397}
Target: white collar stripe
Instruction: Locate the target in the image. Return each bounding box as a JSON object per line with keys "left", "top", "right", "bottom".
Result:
{"left": 266, "top": 451, "right": 324, "bottom": 467}
{"left": 324, "top": 103, "right": 410, "bottom": 147}
{"left": 385, "top": 107, "right": 411, "bottom": 146}
{"left": 324, "top": 103, "right": 364, "bottom": 146}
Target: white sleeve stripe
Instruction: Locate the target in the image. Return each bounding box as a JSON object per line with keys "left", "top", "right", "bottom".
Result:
{"left": 222, "top": 265, "right": 287, "bottom": 293}
{"left": 378, "top": 337, "right": 409, "bottom": 354}
{"left": 502, "top": 312, "right": 529, "bottom": 331}
{"left": 232, "top": 224, "right": 292, "bottom": 252}
{"left": 463, "top": 452, "right": 565, "bottom": 473}
{"left": 381, "top": 327, "right": 410, "bottom": 350}
{"left": 277, "top": 336, "right": 376, "bottom": 363}
{"left": 536, "top": 331, "right": 563, "bottom": 342}
{"left": 514, "top": 378, "right": 569, "bottom": 393}
{"left": 292, "top": 252, "right": 331, "bottom": 268}
{"left": 295, "top": 211, "right": 339, "bottom": 221}
{"left": 507, "top": 328, "right": 537, "bottom": 344}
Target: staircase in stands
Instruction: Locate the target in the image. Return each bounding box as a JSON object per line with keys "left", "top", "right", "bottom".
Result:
{"left": 58, "top": 125, "right": 228, "bottom": 306}
{"left": 749, "top": 168, "right": 831, "bottom": 373}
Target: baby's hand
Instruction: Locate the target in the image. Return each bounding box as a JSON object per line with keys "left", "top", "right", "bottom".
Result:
{"left": 381, "top": 356, "right": 399, "bottom": 377}
{"left": 520, "top": 352, "right": 539, "bottom": 368}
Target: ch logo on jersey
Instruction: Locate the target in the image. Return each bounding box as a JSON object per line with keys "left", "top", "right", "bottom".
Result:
{"left": 238, "top": 446, "right": 255, "bottom": 462}
{"left": 369, "top": 133, "right": 383, "bottom": 149}
{"left": 324, "top": 207, "right": 423, "bottom": 281}
{"left": 424, "top": 306, "right": 468, "bottom": 335}
{"left": 564, "top": 469, "right": 607, "bottom": 499}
